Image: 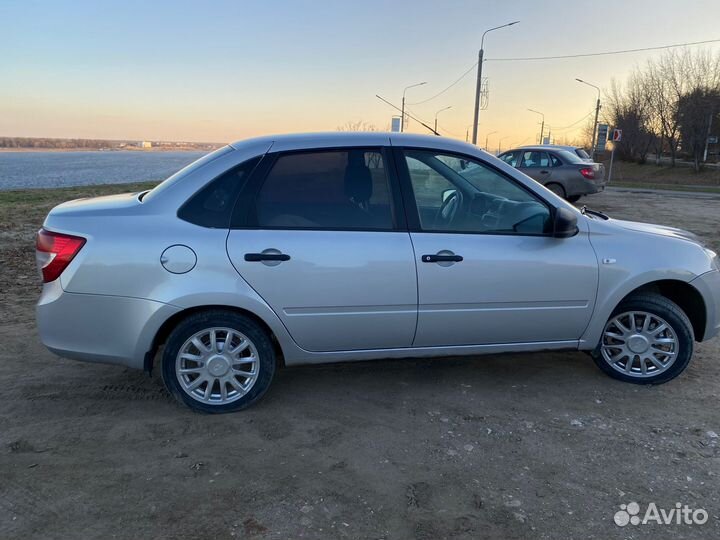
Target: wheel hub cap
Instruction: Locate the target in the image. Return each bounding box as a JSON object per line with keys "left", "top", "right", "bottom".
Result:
{"left": 627, "top": 334, "right": 650, "bottom": 353}
{"left": 207, "top": 356, "right": 230, "bottom": 377}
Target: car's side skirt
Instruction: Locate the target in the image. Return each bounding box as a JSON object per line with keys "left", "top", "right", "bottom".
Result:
{"left": 283, "top": 340, "right": 580, "bottom": 366}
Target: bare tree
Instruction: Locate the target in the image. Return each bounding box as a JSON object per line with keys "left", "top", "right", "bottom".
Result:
{"left": 678, "top": 88, "right": 720, "bottom": 172}
{"left": 337, "top": 120, "right": 379, "bottom": 132}
{"left": 606, "top": 74, "right": 654, "bottom": 163}
{"left": 610, "top": 48, "right": 720, "bottom": 169}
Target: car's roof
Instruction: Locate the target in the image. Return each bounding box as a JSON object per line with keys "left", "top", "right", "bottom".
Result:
{"left": 518, "top": 144, "right": 582, "bottom": 151}
{"left": 230, "top": 131, "right": 486, "bottom": 155}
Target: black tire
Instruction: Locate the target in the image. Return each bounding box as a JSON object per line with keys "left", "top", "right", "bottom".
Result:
{"left": 591, "top": 293, "right": 694, "bottom": 385}
{"left": 567, "top": 195, "right": 582, "bottom": 203}
{"left": 546, "top": 182, "right": 566, "bottom": 198}
{"left": 161, "top": 310, "right": 276, "bottom": 413}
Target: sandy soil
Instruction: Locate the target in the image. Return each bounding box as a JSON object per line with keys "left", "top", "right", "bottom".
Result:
{"left": 1, "top": 185, "right": 719, "bottom": 539}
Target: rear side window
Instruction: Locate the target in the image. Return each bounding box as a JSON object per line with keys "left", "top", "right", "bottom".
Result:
{"left": 252, "top": 149, "right": 393, "bottom": 230}
{"left": 550, "top": 154, "right": 563, "bottom": 167}
{"left": 178, "top": 156, "right": 261, "bottom": 228}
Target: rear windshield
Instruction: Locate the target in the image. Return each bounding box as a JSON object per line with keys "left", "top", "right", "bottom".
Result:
{"left": 575, "top": 148, "right": 591, "bottom": 160}
{"left": 556, "top": 149, "right": 586, "bottom": 164}
{"left": 142, "top": 145, "right": 233, "bottom": 202}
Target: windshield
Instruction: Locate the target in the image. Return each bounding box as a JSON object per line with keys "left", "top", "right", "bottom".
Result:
{"left": 142, "top": 145, "right": 233, "bottom": 202}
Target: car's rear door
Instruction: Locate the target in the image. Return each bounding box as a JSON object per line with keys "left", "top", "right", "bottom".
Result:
{"left": 226, "top": 147, "right": 417, "bottom": 352}
{"left": 518, "top": 150, "right": 553, "bottom": 185}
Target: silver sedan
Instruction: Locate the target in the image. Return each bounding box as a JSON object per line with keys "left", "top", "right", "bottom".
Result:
{"left": 36, "top": 133, "right": 720, "bottom": 412}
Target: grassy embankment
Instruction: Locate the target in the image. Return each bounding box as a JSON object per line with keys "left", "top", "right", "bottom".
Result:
{"left": 608, "top": 161, "right": 720, "bottom": 193}
{"left": 0, "top": 181, "right": 159, "bottom": 225}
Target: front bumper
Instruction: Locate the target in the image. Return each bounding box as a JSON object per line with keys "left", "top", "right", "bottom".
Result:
{"left": 690, "top": 269, "right": 720, "bottom": 341}
{"left": 36, "top": 280, "right": 180, "bottom": 370}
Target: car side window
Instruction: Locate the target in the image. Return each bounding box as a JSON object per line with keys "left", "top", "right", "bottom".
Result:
{"left": 178, "top": 156, "right": 261, "bottom": 228}
{"left": 252, "top": 149, "right": 393, "bottom": 230}
{"left": 550, "top": 154, "right": 563, "bottom": 167}
{"left": 403, "top": 150, "right": 551, "bottom": 235}
{"left": 520, "top": 151, "right": 550, "bottom": 168}
{"left": 499, "top": 151, "right": 519, "bottom": 167}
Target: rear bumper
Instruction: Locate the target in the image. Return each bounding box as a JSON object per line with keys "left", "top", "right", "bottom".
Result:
{"left": 566, "top": 177, "right": 606, "bottom": 197}
{"left": 36, "top": 280, "right": 180, "bottom": 370}
{"left": 690, "top": 269, "right": 720, "bottom": 341}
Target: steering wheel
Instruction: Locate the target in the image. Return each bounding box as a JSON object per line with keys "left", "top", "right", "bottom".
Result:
{"left": 436, "top": 190, "right": 463, "bottom": 227}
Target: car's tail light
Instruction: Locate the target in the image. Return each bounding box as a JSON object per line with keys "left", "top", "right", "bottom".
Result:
{"left": 36, "top": 229, "right": 86, "bottom": 283}
{"left": 579, "top": 167, "right": 595, "bottom": 180}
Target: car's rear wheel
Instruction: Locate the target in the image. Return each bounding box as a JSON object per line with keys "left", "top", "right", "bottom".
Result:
{"left": 591, "top": 293, "right": 693, "bottom": 384}
{"left": 546, "top": 182, "right": 566, "bottom": 198}
{"left": 161, "top": 310, "right": 276, "bottom": 413}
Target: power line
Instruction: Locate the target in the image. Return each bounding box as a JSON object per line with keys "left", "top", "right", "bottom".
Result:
{"left": 375, "top": 95, "right": 439, "bottom": 135}
{"left": 405, "top": 38, "right": 720, "bottom": 107}
{"left": 408, "top": 63, "right": 478, "bottom": 105}
{"left": 545, "top": 110, "right": 595, "bottom": 132}
{"left": 486, "top": 38, "right": 720, "bottom": 62}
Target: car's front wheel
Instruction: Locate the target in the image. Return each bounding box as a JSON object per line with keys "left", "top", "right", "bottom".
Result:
{"left": 591, "top": 293, "right": 694, "bottom": 384}
{"left": 161, "top": 310, "right": 276, "bottom": 413}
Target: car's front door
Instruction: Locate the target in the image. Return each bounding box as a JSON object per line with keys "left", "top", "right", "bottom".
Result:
{"left": 518, "top": 150, "right": 553, "bottom": 185}
{"left": 395, "top": 148, "right": 598, "bottom": 347}
{"left": 226, "top": 148, "right": 417, "bottom": 352}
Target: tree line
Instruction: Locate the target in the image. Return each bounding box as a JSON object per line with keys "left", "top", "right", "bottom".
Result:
{"left": 607, "top": 49, "right": 720, "bottom": 171}
{"left": 0, "top": 137, "right": 122, "bottom": 149}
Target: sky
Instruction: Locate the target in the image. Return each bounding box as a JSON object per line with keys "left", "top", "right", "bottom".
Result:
{"left": 1, "top": 0, "right": 719, "bottom": 149}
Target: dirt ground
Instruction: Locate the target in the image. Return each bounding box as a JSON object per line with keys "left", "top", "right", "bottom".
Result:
{"left": 1, "top": 185, "right": 719, "bottom": 539}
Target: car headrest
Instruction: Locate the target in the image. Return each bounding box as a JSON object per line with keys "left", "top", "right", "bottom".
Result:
{"left": 344, "top": 151, "right": 372, "bottom": 204}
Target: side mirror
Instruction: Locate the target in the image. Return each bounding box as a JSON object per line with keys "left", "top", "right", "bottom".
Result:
{"left": 553, "top": 207, "right": 578, "bottom": 238}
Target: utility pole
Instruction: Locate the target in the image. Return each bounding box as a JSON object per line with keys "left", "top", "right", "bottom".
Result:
{"left": 401, "top": 81, "right": 426, "bottom": 132}
{"left": 434, "top": 106, "right": 452, "bottom": 135}
{"left": 472, "top": 21, "right": 519, "bottom": 145}
{"left": 576, "top": 78, "right": 601, "bottom": 158}
{"left": 703, "top": 109, "right": 714, "bottom": 163}
{"left": 528, "top": 109, "right": 544, "bottom": 144}
{"left": 465, "top": 124, "right": 475, "bottom": 143}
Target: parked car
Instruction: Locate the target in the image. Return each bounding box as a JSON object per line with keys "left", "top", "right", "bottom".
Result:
{"left": 36, "top": 133, "right": 720, "bottom": 413}
{"left": 520, "top": 144, "right": 593, "bottom": 163}
{"left": 498, "top": 146, "right": 605, "bottom": 202}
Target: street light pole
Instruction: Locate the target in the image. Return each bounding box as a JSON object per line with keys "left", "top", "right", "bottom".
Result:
{"left": 497, "top": 135, "right": 510, "bottom": 154}
{"left": 401, "top": 81, "right": 427, "bottom": 132}
{"left": 471, "top": 21, "right": 519, "bottom": 145}
{"left": 576, "top": 78, "right": 601, "bottom": 157}
{"left": 485, "top": 130, "right": 497, "bottom": 152}
{"left": 528, "top": 109, "right": 545, "bottom": 144}
{"left": 434, "top": 106, "right": 452, "bottom": 134}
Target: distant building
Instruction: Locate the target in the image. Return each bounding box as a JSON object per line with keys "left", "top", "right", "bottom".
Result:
{"left": 139, "top": 141, "right": 152, "bottom": 148}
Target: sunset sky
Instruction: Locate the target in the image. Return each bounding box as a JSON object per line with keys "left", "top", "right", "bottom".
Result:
{"left": 2, "top": 0, "right": 719, "bottom": 148}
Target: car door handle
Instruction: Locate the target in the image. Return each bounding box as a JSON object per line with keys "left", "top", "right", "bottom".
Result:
{"left": 244, "top": 253, "right": 291, "bottom": 262}
{"left": 422, "top": 254, "right": 463, "bottom": 263}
